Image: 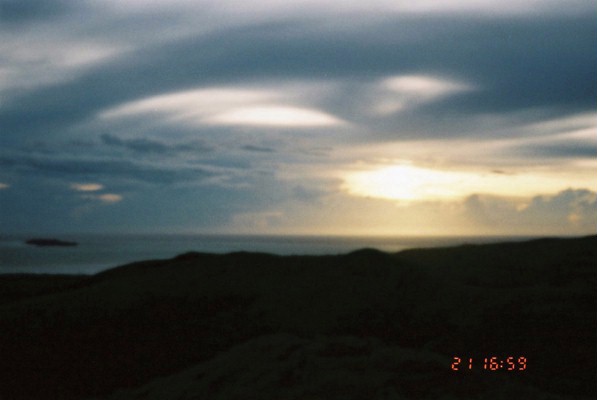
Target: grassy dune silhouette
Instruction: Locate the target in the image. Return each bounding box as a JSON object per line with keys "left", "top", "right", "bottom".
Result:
{"left": 0, "top": 236, "right": 595, "bottom": 399}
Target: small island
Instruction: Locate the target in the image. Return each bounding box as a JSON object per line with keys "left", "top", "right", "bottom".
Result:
{"left": 25, "top": 238, "right": 78, "bottom": 247}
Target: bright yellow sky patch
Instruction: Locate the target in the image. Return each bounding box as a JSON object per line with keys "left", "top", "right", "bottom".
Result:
{"left": 343, "top": 163, "right": 595, "bottom": 202}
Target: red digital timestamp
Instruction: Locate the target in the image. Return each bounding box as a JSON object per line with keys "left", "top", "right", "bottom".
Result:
{"left": 451, "top": 356, "right": 527, "bottom": 371}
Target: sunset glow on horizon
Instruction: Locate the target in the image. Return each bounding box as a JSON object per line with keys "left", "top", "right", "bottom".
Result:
{"left": 343, "top": 163, "right": 597, "bottom": 203}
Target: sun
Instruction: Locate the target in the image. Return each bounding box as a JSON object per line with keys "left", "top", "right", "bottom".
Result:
{"left": 344, "top": 164, "right": 467, "bottom": 201}
{"left": 342, "top": 162, "right": 593, "bottom": 202}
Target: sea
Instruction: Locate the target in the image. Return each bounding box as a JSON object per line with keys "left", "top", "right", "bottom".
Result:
{"left": 0, "top": 233, "right": 534, "bottom": 275}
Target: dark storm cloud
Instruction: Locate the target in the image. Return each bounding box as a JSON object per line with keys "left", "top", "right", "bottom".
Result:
{"left": 0, "top": 153, "right": 240, "bottom": 186}
{"left": 1, "top": 13, "right": 595, "bottom": 140}
{"left": 100, "top": 134, "right": 173, "bottom": 154}
{"left": 100, "top": 134, "right": 211, "bottom": 155}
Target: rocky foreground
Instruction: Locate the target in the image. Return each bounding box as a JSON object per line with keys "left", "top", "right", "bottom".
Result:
{"left": 0, "top": 236, "right": 595, "bottom": 399}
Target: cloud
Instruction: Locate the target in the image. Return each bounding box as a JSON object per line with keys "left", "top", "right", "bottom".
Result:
{"left": 0, "top": 182, "right": 9, "bottom": 189}
{"left": 462, "top": 188, "right": 597, "bottom": 234}
{"left": 95, "top": 0, "right": 597, "bottom": 19}
{"left": 516, "top": 142, "right": 597, "bottom": 159}
{"left": 81, "top": 192, "right": 123, "bottom": 203}
{"left": 205, "top": 106, "right": 344, "bottom": 127}
{"left": 99, "top": 84, "right": 345, "bottom": 128}
{"left": 371, "top": 75, "right": 473, "bottom": 115}
{"left": 70, "top": 183, "right": 103, "bottom": 192}
{"left": 0, "top": 153, "right": 245, "bottom": 186}
{"left": 241, "top": 145, "right": 275, "bottom": 153}
{"left": 503, "top": 127, "right": 597, "bottom": 161}
{"left": 0, "top": 12, "right": 593, "bottom": 143}
{"left": 70, "top": 182, "right": 122, "bottom": 203}
{"left": 97, "top": 193, "right": 122, "bottom": 203}
{"left": 218, "top": 184, "right": 597, "bottom": 236}
{"left": 0, "top": 21, "right": 123, "bottom": 96}
{"left": 100, "top": 134, "right": 210, "bottom": 155}
{"left": 100, "top": 134, "right": 169, "bottom": 153}
{"left": 1, "top": 0, "right": 595, "bottom": 235}
{"left": 484, "top": 112, "right": 597, "bottom": 161}
{"left": 99, "top": 88, "right": 275, "bottom": 120}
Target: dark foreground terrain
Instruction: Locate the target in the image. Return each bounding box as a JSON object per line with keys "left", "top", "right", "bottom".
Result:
{"left": 0, "top": 236, "right": 595, "bottom": 399}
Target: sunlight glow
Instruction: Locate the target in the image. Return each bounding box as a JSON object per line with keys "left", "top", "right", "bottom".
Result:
{"left": 345, "top": 165, "right": 467, "bottom": 201}
{"left": 343, "top": 163, "right": 586, "bottom": 202}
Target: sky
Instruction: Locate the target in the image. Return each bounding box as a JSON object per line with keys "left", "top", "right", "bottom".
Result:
{"left": 0, "top": 0, "right": 596, "bottom": 236}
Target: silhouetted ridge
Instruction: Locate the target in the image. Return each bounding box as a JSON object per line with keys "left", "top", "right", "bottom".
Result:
{"left": 0, "top": 236, "right": 594, "bottom": 400}
{"left": 346, "top": 247, "right": 387, "bottom": 257}
{"left": 173, "top": 251, "right": 206, "bottom": 261}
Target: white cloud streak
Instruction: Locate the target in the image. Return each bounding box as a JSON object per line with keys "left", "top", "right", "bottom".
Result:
{"left": 0, "top": 29, "right": 123, "bottom": 93}
{"left": 82, "top": 193, "right": 123, "bottom": 203}
{"left": 97, "top": 193, "right": 123, "bottom": 203}
{"left": 71, "top": 183, "right": 104, "bottom": 192}
{"left": 98, "top": 0, "right": 595, "bottom": 18}
{"left": 205, "top": 106, "right": 344, "bottom": 127}
{"left": 99, "top": 84, "right": 346, "bottom": 128}
{"left": 372, "top": 75, "right": 473, "bottom": 115}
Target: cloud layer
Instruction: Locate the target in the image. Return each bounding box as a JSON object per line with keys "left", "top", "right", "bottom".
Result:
{"left": 1, "top": 0, "right": 595, "bottom": 235}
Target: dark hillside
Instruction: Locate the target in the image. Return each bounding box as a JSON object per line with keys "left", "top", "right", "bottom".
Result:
{"left": 0, "top": 237, "right": 594, "bottom": 399}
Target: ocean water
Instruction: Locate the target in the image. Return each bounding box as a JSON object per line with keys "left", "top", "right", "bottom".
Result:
{"left": 0, "top": 234, "right": 532, "bottom": 275}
